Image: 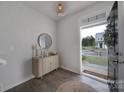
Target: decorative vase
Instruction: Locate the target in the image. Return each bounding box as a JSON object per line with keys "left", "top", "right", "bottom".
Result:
{"left": 32, "top": 44, "right": 38, "bottom": 57}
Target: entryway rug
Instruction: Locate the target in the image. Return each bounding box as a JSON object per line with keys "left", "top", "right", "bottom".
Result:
{"left": 57, "top": 81, "right": 96, "bottom": 92}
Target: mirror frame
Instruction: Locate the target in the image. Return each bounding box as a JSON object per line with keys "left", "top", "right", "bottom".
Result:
{"left": 37, "top": 33, "right": 52, "bottom": 49}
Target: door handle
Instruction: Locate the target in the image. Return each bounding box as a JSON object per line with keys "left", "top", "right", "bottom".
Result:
{"left": 118, "top": 61, "right": 124, "bottom": 64}
{"left": 113, "top": 60, "right": 118, "bottom": 63}
{"left": 113, "top": 60, "right": 124, "bottom": 64}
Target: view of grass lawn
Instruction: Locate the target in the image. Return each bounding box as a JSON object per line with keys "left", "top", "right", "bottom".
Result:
{"left": 83, "top": 56, "right": 108, "bottom": 66}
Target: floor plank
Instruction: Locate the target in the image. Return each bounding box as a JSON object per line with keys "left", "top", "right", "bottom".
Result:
{"left": 6, "top": 68, "right": 109, "bottom": 92}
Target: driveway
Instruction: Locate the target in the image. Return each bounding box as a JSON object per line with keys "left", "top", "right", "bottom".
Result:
{"left": 81, "top": 49, "right": 108, "bottom": 57}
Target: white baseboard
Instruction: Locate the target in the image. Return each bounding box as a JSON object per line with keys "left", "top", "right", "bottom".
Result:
{"left": 60, "top": 66, "right": 79, "bottom": 74}
{"left": 3, "top": 75, "right": 34, "bottom": 92}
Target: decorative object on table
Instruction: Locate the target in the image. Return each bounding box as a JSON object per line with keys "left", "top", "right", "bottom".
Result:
{"left": 32, "top": 44, "right": 38, "bottom": 57}
{"left": 40, "top": 49, "right": 45, "bottom": 58}
{"left": 49, "top": 51, "right": 58, "bottom": 55}
{"left": 45, "top": 49, "right": 49, "bottom": 56}
{"left": 57, "top": 81, "right": 96, "bottom": 92}
{"left": 37, "top": 33, "right": 52, "bottom": 57}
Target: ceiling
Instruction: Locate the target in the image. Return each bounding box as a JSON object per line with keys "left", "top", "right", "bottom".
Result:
{"left": 22, "top": 1, "right": 97, "bottom": 21}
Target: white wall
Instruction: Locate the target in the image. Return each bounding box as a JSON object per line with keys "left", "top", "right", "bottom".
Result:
{"left": 57, "top": 1, "right": 114, "bottom": 73}
{"left": 0, "top": 2, "right": 57, "bottom": 91}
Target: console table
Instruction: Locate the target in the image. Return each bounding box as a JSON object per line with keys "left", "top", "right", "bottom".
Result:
{"left": 32, "top": 54, "right": 59, "bottom": 79}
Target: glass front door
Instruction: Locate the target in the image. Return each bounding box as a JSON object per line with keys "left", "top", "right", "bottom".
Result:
{"left": 81, "top": 24, "right": 108, "bottom": 79}
{"left": 107, "top": 2, "right": 119, "bottom": 91}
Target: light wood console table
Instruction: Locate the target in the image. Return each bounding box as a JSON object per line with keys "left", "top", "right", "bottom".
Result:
{"left": 32, "top": 54, "right": 59, "bottom": 79}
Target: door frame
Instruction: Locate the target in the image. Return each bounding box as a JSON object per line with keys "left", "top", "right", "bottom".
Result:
{"left": 78, "top": 20, "right": 107, "bottom": 74}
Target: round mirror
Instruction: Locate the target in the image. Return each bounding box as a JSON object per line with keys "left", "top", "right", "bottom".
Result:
{"left": 37, "top": 33, "right": 52, "bottom": 49}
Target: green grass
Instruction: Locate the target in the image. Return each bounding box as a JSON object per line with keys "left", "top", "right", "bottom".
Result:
{"left": 83, "top": 56, "right": 108, "bottom": 66}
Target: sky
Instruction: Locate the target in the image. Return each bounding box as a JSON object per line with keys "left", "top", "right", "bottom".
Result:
{"left": 81, "top": 24, "right": 107, "bottom": 39}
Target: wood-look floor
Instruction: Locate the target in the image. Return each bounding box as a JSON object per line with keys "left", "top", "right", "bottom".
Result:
{"left": 6, "top": 68, "right": 109, "bottom": 92}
